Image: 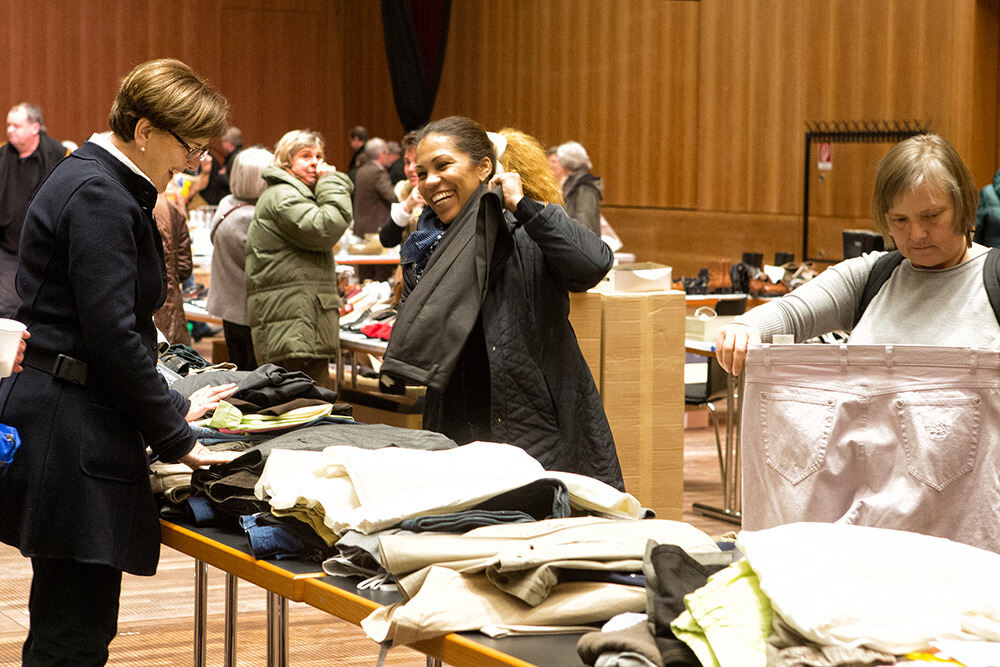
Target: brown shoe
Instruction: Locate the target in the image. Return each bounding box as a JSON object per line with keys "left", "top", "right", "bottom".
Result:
{"left": 707, "top": 259, "right": 733, "bottom": 293}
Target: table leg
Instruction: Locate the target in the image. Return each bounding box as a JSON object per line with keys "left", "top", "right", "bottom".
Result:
{"left": 266, "top": 591, "right": 289, "bottom": 667}
{"left": 193, "top": 559, "right": 207, "bottom": 667}
{"left": 224, "top": 573, "right": 238, "bottom": 667}
{"left": 426, "top": 657, "right": 442, "bottom": 667}
{"left": 335, "top": 348, "right": 344, "bottom": 393}
{"left": 692, "top": 372, "right": 743, "bottom": 525}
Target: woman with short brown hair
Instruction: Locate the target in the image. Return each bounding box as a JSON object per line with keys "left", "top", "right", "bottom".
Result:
{"left": 0, "top": 58, "right": 238, "bottom": 665}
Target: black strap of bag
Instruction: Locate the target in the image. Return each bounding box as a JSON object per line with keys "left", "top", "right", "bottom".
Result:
{"left": 854, "top": 247, "right": 1000, "bottom": 328}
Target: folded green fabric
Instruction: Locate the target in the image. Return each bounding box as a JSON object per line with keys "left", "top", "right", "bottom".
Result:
{"left": 670, "top": 559, "right": 772, "bottom": 667}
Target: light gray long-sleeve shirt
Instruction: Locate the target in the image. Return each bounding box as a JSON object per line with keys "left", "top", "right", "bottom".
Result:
{"left": 736, "top": 243, "right": 1000, "bottom": 346}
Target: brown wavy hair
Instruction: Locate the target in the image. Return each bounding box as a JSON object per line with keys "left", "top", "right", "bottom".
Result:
{"left": 498, "top": 127, "right": 563, "bottom": 205}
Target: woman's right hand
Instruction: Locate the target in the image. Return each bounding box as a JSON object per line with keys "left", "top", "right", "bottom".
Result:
{"left": 715, "top": 322, "right": 760, "bottom": 375}
{"left": 179, "top": 441, "right": 242, "bottom": 470}
{"left": 316, "top": 160, "right": 335, "bottom": 179}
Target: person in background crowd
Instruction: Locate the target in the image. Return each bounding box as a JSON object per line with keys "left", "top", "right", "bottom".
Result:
{"left": 974, "top": 163, "right": 1000, "bottom": 248}
{"left": 245, "top": 129, "right": 353, "bottom": 389}
{"left": 0, "top": 103, "right": 69, "bottom": 316}
{"left": 379, "top": 130, "right": 424, "bottom": 249}
{"left": 207, "top": 146, "right": 273, "bottom": 370}
{"left": 556, "top": 140, "right": 603, "bottom": 236}
{"left": 717, "top": 133, "right": 991, "bottom": 375}
{"left": 196, "top": 125, "right": 244, "bottom": 207}
{"left": 352, "top": 137, "right": 398, "bottom": 238}
{"left": 382, "top": 116, "right": 623, "bottom": 490}
{"left": 221, "top": 125, "right": 243, "bottom": 173}
{"left": 152, "top": 193, "right": 193, "bottom": 345}
{"left": 0, "top": 58, "right": 239, "bottom": 666}
{"left": 546, "top": 145, "right": 568, "bottom": 186}
{"left": 346, "top": 124, "right": 368, "bottom": 183}
{"left": 385, "top": 140, "right": 404, "bottom": 184}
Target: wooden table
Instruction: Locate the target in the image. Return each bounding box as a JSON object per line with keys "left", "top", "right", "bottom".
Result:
{"left": 160, "top": 519, "right": 587, "bottom": 667}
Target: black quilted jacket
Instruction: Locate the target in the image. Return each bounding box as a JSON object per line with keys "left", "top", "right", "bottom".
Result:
{"left": 384, "top": 190, "right": 623, "bottom": 490}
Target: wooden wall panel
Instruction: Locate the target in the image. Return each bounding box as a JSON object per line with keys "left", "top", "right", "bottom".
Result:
{"left": 431, "top": 0, "right": 700, "bottom": 209}
{"left": 603, "top": 206, "right": 802, "bottom": 278}
{"left": 338, "top": 0, "right": 404, "bottom": 167}
{"left": 0, "top": 0, "right": 345, "bottom": 162}
{"left": 4, "top": 0, "right": 999, "bottom": 272}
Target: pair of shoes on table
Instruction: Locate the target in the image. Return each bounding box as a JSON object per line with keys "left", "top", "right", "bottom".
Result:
{"left": 671, "top": 269, "right": 710, "bottom": 295}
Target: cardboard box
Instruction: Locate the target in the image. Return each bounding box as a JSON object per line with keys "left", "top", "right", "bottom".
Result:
{"left": 569, "top": 287, "right": 686, "bottom": 520}
{"left": 611, "top": 262, "right": 673, "bottom": 293}
{"left": 685, "top": 313, "right": 737, "bottom": 342}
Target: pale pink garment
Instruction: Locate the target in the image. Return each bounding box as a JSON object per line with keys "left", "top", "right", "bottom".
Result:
{"left": 741, "top": 344, "right": 1000, "bottom": 553}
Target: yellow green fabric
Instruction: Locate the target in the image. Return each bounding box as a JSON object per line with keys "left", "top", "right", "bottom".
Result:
{"left": 670, "top": 559, "right": 773, "bottom": 667}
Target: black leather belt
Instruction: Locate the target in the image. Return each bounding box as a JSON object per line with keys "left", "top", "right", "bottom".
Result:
{"left": 22, "top": 348, "right": 88, "bottom": 386}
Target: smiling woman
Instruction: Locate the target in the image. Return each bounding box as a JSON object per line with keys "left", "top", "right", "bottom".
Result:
{"left": 0, "top": 58, "right": 239, "bottom": 664}
{"left": 382, "top": 116, "right": 623, "bottom": 490}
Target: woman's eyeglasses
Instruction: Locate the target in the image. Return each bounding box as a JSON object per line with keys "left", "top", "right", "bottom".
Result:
{"left": 167, "top": 129, "right": 210, "bottom": 161}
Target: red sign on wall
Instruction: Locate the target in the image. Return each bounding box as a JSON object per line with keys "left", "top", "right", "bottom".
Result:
{"left": 817, "top": 142, "right": 833, "bottom": 171}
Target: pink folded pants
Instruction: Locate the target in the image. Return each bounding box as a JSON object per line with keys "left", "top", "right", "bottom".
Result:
{"left": 741, "top": 344, "right": 1000, "bottom": 553}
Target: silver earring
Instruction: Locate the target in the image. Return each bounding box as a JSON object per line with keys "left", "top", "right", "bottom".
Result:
{"left": 140, "top": 146, "right": 146, "bottom": 152}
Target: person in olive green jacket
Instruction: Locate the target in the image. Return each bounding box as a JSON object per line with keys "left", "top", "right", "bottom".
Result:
{"left": 246, "top": 129, "right": 353, "bottom": 388}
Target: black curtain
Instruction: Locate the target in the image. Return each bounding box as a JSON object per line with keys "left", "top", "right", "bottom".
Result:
{"left": 381, "top": 0, "right": 452, "bottom": 131}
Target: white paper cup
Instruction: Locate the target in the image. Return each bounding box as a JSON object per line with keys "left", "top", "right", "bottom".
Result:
{"left": 0, "top": 319, "right": 26, "bottom": 377}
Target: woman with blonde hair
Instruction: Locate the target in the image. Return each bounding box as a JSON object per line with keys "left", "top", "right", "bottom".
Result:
{"left": 0, "top": 58, "right": 239, "bottom": 664}
{"left": 245, "top": 130, "right": 353, "bottom": 388}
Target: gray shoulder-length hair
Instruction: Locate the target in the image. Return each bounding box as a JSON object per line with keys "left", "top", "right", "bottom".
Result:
{"left": 229, "top": 146, "right": 273, "bottom": 202}
{"left": 557, "top": 141, "right": 592, "bottom": 171}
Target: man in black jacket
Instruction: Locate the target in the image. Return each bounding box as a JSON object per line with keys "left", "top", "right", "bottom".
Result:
{"left": 0, "top": 102, "right": 68, "bottom": 315}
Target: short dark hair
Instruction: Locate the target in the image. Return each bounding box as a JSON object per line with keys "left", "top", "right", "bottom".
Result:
{"left": 416, "top": 116, "right": 496, "bottom": 179}
{"left": 108, "top": 58, "right": 228, "bottom": 143}
{"left": 349, "top": 125, "right": 368, "bottom": 142}
{"left": 401, "top": 129, "right": 420, "bottom": 151}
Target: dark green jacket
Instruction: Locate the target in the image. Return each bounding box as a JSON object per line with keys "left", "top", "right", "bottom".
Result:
{"left": 246, "top": 166, "right": 352, "bottom": 362}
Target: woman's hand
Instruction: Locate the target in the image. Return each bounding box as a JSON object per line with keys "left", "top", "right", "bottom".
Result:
{"left": 179, "top": 441, "right": 242, "bottom": 470}
{"left": 489, "top": 171, "right": 525, "bottom": 212}
{"left": 403, "top": 185, "right": 425, "bottom": 214}
{"left": 316, "top": 160, "right": 335, "bottom": 179}
{"left": 184, "top": 382, "right": 238, "bottom": 422}
{"left": 12, "top": 329, "right": 29, "bottom": 374}
{"left": 715, "top": 322, "right": 761, "bottom": 375}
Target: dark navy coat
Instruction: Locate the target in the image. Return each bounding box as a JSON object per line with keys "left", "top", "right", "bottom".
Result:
{"left": 0, "top": 140, "right": 194, "bottom": 575}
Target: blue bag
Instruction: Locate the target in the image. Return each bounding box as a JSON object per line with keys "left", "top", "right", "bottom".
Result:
{"left": 0, "top": 423, "right": 21, "bottom": 476}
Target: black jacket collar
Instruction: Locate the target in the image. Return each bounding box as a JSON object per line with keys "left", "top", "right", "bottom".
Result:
{"left": 75, "top": 140, "right": 159, "bottom": 213}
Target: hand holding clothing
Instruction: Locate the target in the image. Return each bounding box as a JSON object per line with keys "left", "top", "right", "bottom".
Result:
{"left": 179, "top": 441, "right": 242, "bottom": 470}
{"left": 184, "top": 382, "right": 238, "bottom": 421}
{"left": 715, "top": 322, "right": 760, "bottom": 375}
{"left": 489, "top": 171, "right": 525, "bottom": 212}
